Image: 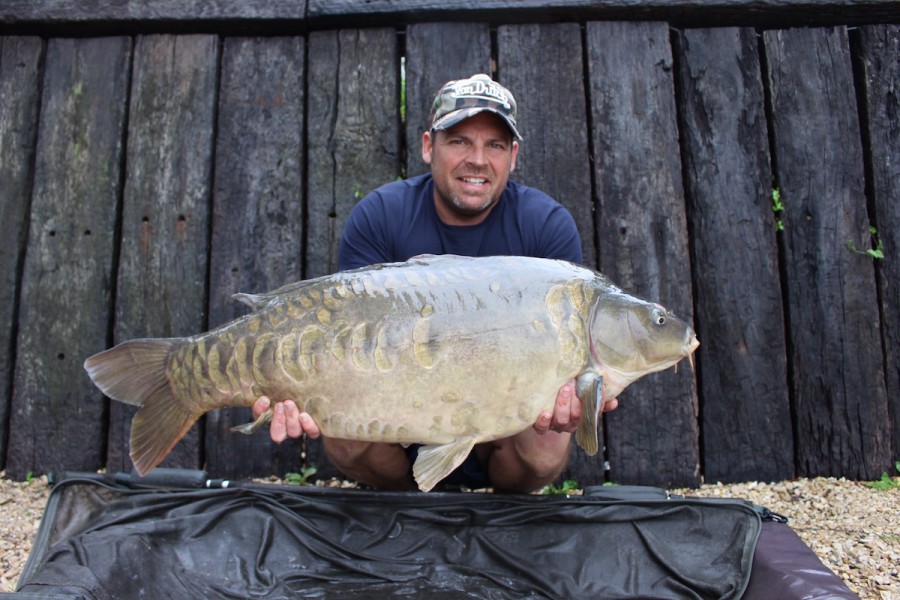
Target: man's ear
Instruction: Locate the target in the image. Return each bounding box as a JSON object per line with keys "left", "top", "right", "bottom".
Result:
{"left": 509, "top": 140, "right": 519, "bottom": 173}
{"left": 421, "top": 130, "right": 434, "bottom": 165}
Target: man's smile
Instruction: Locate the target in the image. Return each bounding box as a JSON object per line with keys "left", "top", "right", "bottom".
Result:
{"left": 459, "top": 176, "right": 490, "bottom": 190}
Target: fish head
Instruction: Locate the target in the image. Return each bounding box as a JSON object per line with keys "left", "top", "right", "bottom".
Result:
{"left": 588, "top": 292, "right": 699, "bottom": 396}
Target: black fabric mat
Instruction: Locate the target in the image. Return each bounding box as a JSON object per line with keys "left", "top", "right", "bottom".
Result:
{"left": 4, "top": 474, "right": 858, "bottom": 600}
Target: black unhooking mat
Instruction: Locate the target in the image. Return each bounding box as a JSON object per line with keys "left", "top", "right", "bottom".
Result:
{"left": 6, "top": 471, "right": 858, "bottom": 600}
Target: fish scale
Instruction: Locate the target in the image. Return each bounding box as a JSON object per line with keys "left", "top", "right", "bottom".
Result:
{"left": 85, "top": 254, "right": 698, "bottom": 491}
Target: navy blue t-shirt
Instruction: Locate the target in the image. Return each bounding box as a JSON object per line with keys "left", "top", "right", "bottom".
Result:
{"left": 339, "top": 174, "right": 583, "bottom": 270}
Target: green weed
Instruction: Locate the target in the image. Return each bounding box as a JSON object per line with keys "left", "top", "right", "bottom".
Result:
{"left": 544, "top": 479, "right": 580, "bottom": 495}
{"left": 846, "top": 226, "right": 884, "bottom": 260}
{"left": 772, "top": 188, "right": 784, "bottom": 232}
{"left": 284, "top": 466, "right": 318, "bottom": 486}
{"left": 865, "top": 461, "right": 900, "bottom": 491}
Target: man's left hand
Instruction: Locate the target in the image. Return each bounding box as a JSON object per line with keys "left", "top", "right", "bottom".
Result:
{"left": 532, "top": 380, "right": 618, "bottom": 435}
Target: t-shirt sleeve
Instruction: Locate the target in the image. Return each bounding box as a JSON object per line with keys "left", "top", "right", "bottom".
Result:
{"left": 537, "top": 204, "right": 584, "bottom": 264}
{"left": 338, "top": 193, "right": 395, "bottom": 271}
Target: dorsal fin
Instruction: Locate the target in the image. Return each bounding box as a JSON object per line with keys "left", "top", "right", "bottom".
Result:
{"left": 231, "top": 278, "right": 324, "bottom": 310}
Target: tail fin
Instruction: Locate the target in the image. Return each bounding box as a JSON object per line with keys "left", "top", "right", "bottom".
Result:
{"left": 84, "top": 339, "right": 201, "bottom": 476}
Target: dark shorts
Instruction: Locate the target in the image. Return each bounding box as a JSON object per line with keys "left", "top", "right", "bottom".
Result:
{"left": 405, "top": 444, "right": 491, "bottom": 489}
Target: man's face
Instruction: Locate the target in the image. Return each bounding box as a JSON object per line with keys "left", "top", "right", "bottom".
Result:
{"left": 422, "top": 111, "right": 519, "bottom": 225}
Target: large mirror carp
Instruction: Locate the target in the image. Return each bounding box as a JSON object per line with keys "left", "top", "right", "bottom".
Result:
{"left": 85, "top": 255, "right": 698, "bottom": 491}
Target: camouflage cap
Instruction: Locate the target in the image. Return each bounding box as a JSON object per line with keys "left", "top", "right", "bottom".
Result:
{"left": 430, "top": 74, "right": 523, "bottom": 141}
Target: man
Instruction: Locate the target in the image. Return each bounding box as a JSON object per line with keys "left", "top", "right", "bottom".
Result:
{"left": 253, "top": 74, "right": 617, "bottom": 492}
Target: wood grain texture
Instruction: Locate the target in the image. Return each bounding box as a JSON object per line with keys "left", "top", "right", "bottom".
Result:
{"left": 0, "top": 0, "right": 309, "bottom": 35}
{"left": 306, "top": 0, "right": 900, "bottom": 29}
{"left": 585, "top": 21, "right": 700, "bottom": 488}
{"left": 0, "top": 36, "right": 43, "bottom": 469}
{"left": 675, "top": 27, "right": 794, "bottom": 483}
{"left": 6, "top": 0, "right": 895, "bottom": 36}
{"left": 6, "top": 37, "right": 131, "bottom": 478}
{"left": 855, "top": 24, "right": 900, "bottom": 462}
{"left": 498, "top": 22, "right": 596, "bottom": 268}
{"left": 305, "top": 28, "right": 401, "bottom": 280}
{"left": 205, "top": 36, "right": 306, "bottom": 479}
{"left": 764, "top": 26, "right": 891, "bottom": 480}
{"left": 106, "top": 34, "right": 219, "bottom": 474}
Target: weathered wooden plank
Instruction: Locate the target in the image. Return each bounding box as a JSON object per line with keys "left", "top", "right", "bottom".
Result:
{"left": 1, "top": 0, "right": 897, "bottom": 36}
{"left": 585, "top": 21, "right": 699, "bottom": 488}
{"left": 764, "top": 27, "right": 891, "bottom": 480}
{"left": 498, "top": 22, "right": 596, "bottom": 268}
{"left": 305, "top": 28, "right": 401, "bottom": 280}
{"left": 204, "top": 36, "right": 306, "bottom": 480}
{"left": 404, "top": 22, "right": 491, "bottom": 177}
{"left": 0, "top": 0, "right": 306, "bottom": 20}
{"left": 675, "top": 28, "right": 794, "bottom": 483}
{"left": 496, "top": 23, "right": 600, "bottom": 485}
{"left": 6, "top": 37, "right": 131, "bottom": 478}
{"left": 307, "top": 1, "right": 900, "bottom": 29}
{"left": 0, "top": 0, "right": 308, "bottom": 35}
{"left": 0, "top": 37, "right": 43, "bottom": 470}
{"left": 105, "top": 35, "right": 218, "bottom": 475}
{"left": 856, "top": 24, "right": 900, "bottom": 461}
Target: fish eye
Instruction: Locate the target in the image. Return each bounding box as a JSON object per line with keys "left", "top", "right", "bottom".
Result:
{"left": 652, "top": 309, "right": 667, "bottom": 326}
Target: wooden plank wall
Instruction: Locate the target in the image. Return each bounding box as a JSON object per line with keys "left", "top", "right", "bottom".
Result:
{"left": 0, "top": 10, "right": 897, "bottom": 489}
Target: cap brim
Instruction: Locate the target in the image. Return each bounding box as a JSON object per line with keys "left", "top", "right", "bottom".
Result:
{"left": 431, "top": 107, "right": 523, "bottom": 141}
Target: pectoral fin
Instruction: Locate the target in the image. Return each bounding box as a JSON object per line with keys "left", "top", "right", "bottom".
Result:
{"left": 575, "top": 373, "right": 603, "bottom": 456}
{"left": 412, "top": 438, "right": 477, "bottom": 492}
{"left": 230, "top": 407, "right": 274, "bottom": 435}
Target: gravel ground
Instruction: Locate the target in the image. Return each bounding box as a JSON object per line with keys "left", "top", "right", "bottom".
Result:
{"left": 0, "top": 473, "right": 48, "bottom": 592}
{"left": 1, "top": 471, "right": 897, "bottom": 597}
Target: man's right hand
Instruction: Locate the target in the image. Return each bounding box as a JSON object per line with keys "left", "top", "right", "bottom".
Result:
{"left": 252, "top": 396, "right": 321, "bottom": 443}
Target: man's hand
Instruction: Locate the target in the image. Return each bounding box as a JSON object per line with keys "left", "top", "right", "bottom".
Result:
{"left": 252, "top": 397, "right": 321, "bottom": 443}
{"left": 532, "top": 380, "right": 619, "bottom": 435}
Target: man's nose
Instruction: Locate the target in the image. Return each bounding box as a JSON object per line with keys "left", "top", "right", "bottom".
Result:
{"left": 466, "top": 143, "right": 487, "bottom": 166}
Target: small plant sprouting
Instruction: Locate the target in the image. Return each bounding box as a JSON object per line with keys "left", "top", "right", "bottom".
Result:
{"left": 771, "top": 188, "right": 784, "bottom": 232}
{"left": 284, "top": 466, "right": 318, "bottom": 486}
{"left": 846, "top": 226, "right": 885, "bottom": 260}
{"left": 544, "top": 479, "right": 580, "bottom": 495}
{"left": 865, "top": 461, "right": 900, "bottom": 491}
{"left": 400, "top": 58, "right": 407, "bottom": 123}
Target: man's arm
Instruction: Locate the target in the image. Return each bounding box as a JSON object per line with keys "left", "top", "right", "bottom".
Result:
{"left": 338, "top": 192, "right": 395, "bottom": 270}
{"left": 538, "top": 203, "right": 584, "bottom": 263}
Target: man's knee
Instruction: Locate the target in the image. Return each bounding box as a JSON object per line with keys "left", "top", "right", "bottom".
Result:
{"left": 322, "top": 438, "right": 415, "bottom": 490}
